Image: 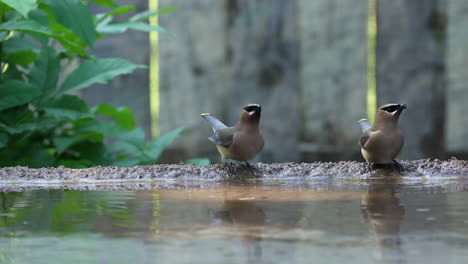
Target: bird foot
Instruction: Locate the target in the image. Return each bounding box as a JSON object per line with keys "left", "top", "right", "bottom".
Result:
{"left": 365, "top": 161, "right": 403, "bottom": 174}
{"left": 224, "top": 162, "right": 236, "bottom": 176}
{"left": 392, "top": 160, "right": 403, "bottom": 173}
{"left": 243, "top": 161, "right": 255, "bottom": 171}
{"left": 243, "top": 161, "right": 257, "bottom": 176}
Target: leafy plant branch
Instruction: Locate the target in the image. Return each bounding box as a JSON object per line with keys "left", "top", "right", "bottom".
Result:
{"left": 0, "top": 0, "right": 185, "bottom": 168}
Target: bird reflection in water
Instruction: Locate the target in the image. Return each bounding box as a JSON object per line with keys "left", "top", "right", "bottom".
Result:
{"left": 361, "top": 177, "right": 406, "bottom": 263}
{"left": 213, "top": 199, "right": 265, "bottom": 263}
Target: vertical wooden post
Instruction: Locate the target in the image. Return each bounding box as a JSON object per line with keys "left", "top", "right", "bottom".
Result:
{"left": 225, "top": 0, "right": 300, "bottom": 162}
{"left": 376, "top": 0, "right": 447, "bottom": 159}
{"left": 158, "top": 0, "right": 227, "bottom": 161}
{"left": 149, "top": 0, "right": 159, "bottom": 137}
{"left": 446, "top": 0, "right": 468, "bottom": 155}
{"left": 298, "top": 0, "right": 368, "bottom": 161}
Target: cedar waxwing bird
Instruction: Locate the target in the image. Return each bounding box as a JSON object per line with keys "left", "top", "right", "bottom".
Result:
{"left": 359, "top": 104, "right": 407, "bottom": 171}
{"left": 201, "top": 104, "right": 264, "bottom": 175}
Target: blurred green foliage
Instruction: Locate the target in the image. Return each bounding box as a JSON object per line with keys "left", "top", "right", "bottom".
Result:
{"left": 184, "top": 158, "right": 211, "bottom": 166}
{"left": 0, "top": 0, "right": 183, "bottom": 168}
{"left": 0, "top": 190, "right": 147, "bottom": 234}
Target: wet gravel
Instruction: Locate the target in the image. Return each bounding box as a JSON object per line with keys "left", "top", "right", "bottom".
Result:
{"left": 0, "top": 158, "right": 467, "bottom": 191}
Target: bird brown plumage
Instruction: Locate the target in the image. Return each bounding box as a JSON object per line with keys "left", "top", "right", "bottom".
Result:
{"left": 360, "top": 104, "right": 406, "bottom": 170}
{"left": 201, "top": 104, "right": 264, "bottom": 174}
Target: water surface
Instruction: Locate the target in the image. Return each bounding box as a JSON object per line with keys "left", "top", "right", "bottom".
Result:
{"left": 0, "top": 180, "right": 467, "bottom": 263}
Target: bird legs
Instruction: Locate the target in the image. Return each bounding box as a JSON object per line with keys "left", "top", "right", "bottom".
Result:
{"left": 243, "top": 161, "right": 257, "bottom": 176}
{"left": 392, "top": 159, "right": 403, "bottom": 173}
{"left": 222, "top": 161, "right": 257, "bottom": 177}
{"left": 224, "top": 162, "right": 236, "bottom": 176}
{"left": 366, "top": 162, "right": 374, "bottom": 173}
{"left": 365, "top": 160, "right": 404, "bottom": 174}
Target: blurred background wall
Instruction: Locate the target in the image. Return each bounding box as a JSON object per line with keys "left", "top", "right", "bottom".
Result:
{"left": 84, "top": 0, "right": 468, "bottom": 163}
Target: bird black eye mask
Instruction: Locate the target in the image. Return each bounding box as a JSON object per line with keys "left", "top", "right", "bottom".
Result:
{"left": 382, "top": 105, "right": 400, "bottom": 113}
{"left": 244, "top": 105, "right": 258, "bottom": 112}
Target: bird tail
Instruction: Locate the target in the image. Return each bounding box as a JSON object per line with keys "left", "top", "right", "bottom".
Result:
{"left": 358, "top": 118, "right": 372, "bottom": 132}
{"left": 201, "top": 113, "right": 228, "bottom": 132}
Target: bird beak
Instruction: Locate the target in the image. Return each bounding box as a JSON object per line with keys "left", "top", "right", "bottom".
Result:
{"left": 390, "top": 104, "right": 407, "bottom": 115}
{"left": 253, "top": 106, "right": 261, "bottom": 115}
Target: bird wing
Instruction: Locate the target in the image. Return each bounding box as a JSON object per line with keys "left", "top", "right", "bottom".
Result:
{"left": 208, "top": 127, "right": 235, "bottom": 147}
{"left": 359, "top": 130, "right": 371, "bottom": 148}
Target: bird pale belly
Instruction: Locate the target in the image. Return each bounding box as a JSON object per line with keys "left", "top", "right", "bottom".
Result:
{"left": 217, "top": 142, "right": 261, "bottom": 162}
{"left": 361, "top": 148, "right": 392, "bottom": 164}
{"left": 216, "top": 145, "right": 230, "bottom": 160}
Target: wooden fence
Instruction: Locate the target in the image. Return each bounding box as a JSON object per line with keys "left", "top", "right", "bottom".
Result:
{"left": 84, "top": 0, "right": 468, "bottom": 163}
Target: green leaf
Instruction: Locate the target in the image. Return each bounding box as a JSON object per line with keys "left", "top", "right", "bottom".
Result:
{"left": 145, "top": 127, "right": 185, "bottom": 161}
{"left": 97, "top": 5, "right": 134, "bottom": 21}
{"left": 0, "top": 143, "right": 56, "bottom": 168}
{"left": 53, "top": 132, "right": 102, "bottom": 154}
{"left": 0, "top": 0, "right": 37, "bottom": 17}
{"left": 4, "top": 116, "right": 55, "bottom": 134}
{"left": 4, "top": 122, "right": 39, "bottom": 134}
{"left": 43, "top": 95, "right": 91, "bottom": 120}
{"left": 28, "top": 46, "right": 60, "bottom": 97}
{"left": 108, "top": 128, "right": 156, "bottom": 166}
{"left": 70, "top": 141, "right": 110, "bottom": 165}
{"left": 3, "top": 36, "right": 39, "bottom": 54}
{"left": 0, "top": 31, "right": 9, "bottom": 41}
{"left": 93, "top": 103, "right": 136, "bottom": 130}
{"left": 4, "top": 50, "right": 37, "bottom": 66}
{"left": 0, "top": 105, "right": 30, "bottom": 125}
{"left": 0, "top": 80, "right": 40, "bottom": 111}
{"left": 53, "top": 136, "right": 76, "bottom": 154}
{"left": 61, "top": 58, "right": 145, "bottom": 92}
{"left": 0, "top": 16, "right": 87, "bottom": 56}
{"left": 185, "top": 158, "right": 210, "bottom": 166}
{"left": 95, "top": 14, "right": 112, "bottom": 29}
{"left": 73, "top": 118, "right": 126, "bottom": 138}
{"left": 129, "top": 6, "right": 177, "bottom": 22}
{"left": 0, "top": 19, "right": 56, "bottom": 37}
{"left": 111, "top": 127, "right": 184, "bottom": 165}
{"left": 97, "top": 22, "right": 167, "bottom": 34}
{"left": 46, "top": 0, "right": 96, "bottom": 48}
{"left": 106, "top": 5, "right": 134, "bottom": 15}
{"left": 112, "top": 157, "right": 141, "bottom": 167}
{"left": 90, "top": 0, "right": 118, "bottom": 7}
{"left": 95, "top": 6, "right": 135, "bottom": 25}
{"left": 27, "top": 7, "right": 53, "bottom": 44}
{"left": 110, "top": 128, "right": 146, "bottom": 154}
{"left": 0, "top": 3, "right": 11, "bottom": 19}
{"left": 0, "top": 64, "right": 23, "bottom": 82}
{"left": 38, "top": 4, "right": 88, "bottom": 56}
{"left": 25, "top": 147, "right": 55, "bottom": 167}
{"left": 0, "top": 132, "right": 8, "bottom": 148}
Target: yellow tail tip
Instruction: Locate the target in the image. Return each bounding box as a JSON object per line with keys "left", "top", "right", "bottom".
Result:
{"left": 200, "top": 113, "right": 210, "bottom": 116}
{"left": 358, "top": 118, "right": 368, "bottom": 122}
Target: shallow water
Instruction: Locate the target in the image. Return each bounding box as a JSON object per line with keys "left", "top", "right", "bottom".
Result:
{"left": 0, "top": 180, "right": 467, "bottom": 264}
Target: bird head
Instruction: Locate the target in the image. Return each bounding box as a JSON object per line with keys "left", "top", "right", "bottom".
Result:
{"left": 375, "top": 104, "right": 407, "bottom": 126}
{"left": 241, "top": 104, "right": 261, "bottom": 123}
